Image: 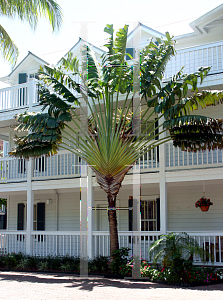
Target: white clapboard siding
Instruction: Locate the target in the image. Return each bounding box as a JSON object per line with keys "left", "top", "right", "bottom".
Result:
{"left": 58, "top": 192, "right": 80, "bottom": 231}
{"left": 168, "top": 183, "right": 223, "bottom": 232}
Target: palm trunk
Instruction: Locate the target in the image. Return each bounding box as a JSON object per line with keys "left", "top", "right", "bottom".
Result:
{"left": 107, "top": 194, "right": 119, "bottom": 259}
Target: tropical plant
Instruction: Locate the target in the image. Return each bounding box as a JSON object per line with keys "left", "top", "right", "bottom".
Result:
{"left": 0, "top": 0, "right": 63, "bottom": 66}
{"left": 149, "top": 232, "right": 206, "bottom": 267}
{"left": 9, "top": 24, "right": 223, "bottom": 259}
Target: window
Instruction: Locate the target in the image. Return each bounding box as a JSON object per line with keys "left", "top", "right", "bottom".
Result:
{"left": 17, "top": 203, "right": 25, "bottom": 230}
{"left": 33, "top": 203, "right": 45, "bottom": 231}
{"left": 141, "top": 200, "right": 157, "bottom": 231}
{"left": 128, "top": 198, "right": 160, "bottom": 232}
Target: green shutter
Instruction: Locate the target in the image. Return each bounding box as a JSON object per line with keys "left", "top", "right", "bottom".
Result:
{"left": 126, "top": 48, "right": 134, "bottom": 61}
{"left": 37, "top": 203, "right": 45, "bottom": 231}
{"left": 18, "top": 73, "right": 27, "bottom": 84}
{"left": 155, "top": 118, "right": 159, "bottom": 162}
{"left": 156, "top": 198, "right": 160, "bottom": 231}
{"left": 17, "top": 203, "right": 24, "bottom": 230}
{"left": 128, "top": 196, "right": 133, "bottom": 231}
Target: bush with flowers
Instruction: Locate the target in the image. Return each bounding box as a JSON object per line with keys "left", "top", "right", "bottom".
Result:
{"left": 125, "top": 257, "right": 223, "bottom": 285}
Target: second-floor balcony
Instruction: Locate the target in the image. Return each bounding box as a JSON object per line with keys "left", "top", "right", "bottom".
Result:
{"left": 164, "top": 40, "right": 223, "bottom": 80}
{"left": 0, "top": 41, "right": 223, "bottom": 114}
{"left": 0, "top": 81, "right": 39, "bottom": 112}
{"left": 0, "top": 143, "right": 222, "bottom": 184}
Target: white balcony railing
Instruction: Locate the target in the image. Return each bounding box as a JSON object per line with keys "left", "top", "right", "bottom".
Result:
{"left": 166, "top": 141, "right": 223, "bottom": 170}
{"left": 164, "top": 41, "right": 223, "bottom": 79}
{"left": 1, "top": 144, "right": 223, "bottom": 183}
{"left": 0, "top": 74, "right": 82, "bottom": 113}
{"left": 0, "top": 156, "right": 27, "bottom": 183}
{"left": 0, "top": 81, "right": 40, "bottom": 111}
{"left": 33, "top": 150, "right": 82, "bottom": 179}
{"left": 0, "top": 231, "right": 222, "bottom": 264}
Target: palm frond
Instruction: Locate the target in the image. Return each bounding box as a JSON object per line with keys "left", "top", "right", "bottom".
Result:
{"left": 0, "top": 24, "right": 18, "bottom": 66}
{"left": 0, "top": 0, "right": 63, "bottom": 31}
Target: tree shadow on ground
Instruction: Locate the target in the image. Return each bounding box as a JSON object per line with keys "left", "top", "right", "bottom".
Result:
{"left": 0, "top": 272, "right": 223, "bottom": 292}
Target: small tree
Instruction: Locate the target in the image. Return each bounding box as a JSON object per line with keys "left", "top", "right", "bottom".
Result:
{"left": 9, "top": 25, "right": 223, "bottom": 259}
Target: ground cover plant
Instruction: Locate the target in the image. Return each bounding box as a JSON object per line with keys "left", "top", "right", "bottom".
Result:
{"left": 0, "top": 249, "right": 222, "bottom": 286}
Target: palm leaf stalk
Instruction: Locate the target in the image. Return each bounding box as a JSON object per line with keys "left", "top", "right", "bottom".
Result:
{"left": 9, "top": 25, "right": 223, "bottom": 259}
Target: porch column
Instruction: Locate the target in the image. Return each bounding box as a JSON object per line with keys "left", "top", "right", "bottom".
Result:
{"left": 159, "top": 117, "right": 167, "bottom": 234}
{"left": 26, "top": 158, "right": 34, "bottom": 255}
{"left": 87, "top": 167, "right": 93, "bottom": 259}
{"left": 28, "top": 78, "right": 36, "bottom": 109}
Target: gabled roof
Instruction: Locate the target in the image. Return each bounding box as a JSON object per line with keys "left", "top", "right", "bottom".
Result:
{"left": 58, "top": 37, "right": 105, "bottom": 64}
{"left": 8, "top": 51, "right": 49, "bottom": 77}
{"left": 127, "top": 22, "right": 165, "bottom": 41}
{"left": 189, "top": 4, "right": 223, "bottom": 35}
{"left": 0, "top": 51, "right": 49, "bottom": 83}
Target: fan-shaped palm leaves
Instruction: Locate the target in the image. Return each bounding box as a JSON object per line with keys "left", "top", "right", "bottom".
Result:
{"left": 0, "top": 0, "right": 63, "bottom": 66}
{"left": 149, "top": 232, "right": 206, "bottom": 267}
{"left": 9, "top": 24, "right": 223, "bottom": 258}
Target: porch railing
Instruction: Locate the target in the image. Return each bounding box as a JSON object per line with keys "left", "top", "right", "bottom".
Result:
{"left": 167, "top": 231, "right": 223, "bottom": 264}
{"left": 166, "top": 141, "right": 223, "bottom": 170}
{"left": 0, "top": 231, "right": 26, "bottom": 254}
{"left": 31, "top": 231, "right": 81, "bottom": 257}
{"left": 0, "top": 231, "right": 223, "bottom": 265}
{"left": 93, "top": 231, "right": 160, "bottom": 260}
{"left": 164, "top": 40, "right": 223, "bottom": 79}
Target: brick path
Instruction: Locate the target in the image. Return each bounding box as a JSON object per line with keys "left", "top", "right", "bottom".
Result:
{"left": 0, "top": 271, "right": 223, "bottom": 300}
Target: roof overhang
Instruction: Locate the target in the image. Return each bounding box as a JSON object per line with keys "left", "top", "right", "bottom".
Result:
{"left": 189, "top": 4, "right": 223, "bottom": 35}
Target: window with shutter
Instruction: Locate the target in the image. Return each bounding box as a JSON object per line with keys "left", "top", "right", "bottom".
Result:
{"left": 37, "top": 203, "right": 45, "bottom": 231}
{"left": 17, "top": 203, "right": 24, "bottom": 230}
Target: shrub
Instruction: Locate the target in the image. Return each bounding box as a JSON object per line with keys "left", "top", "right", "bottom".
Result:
{"left": 89, "top": 256, "right": 109, "bottom": 274}
{"left": 17, "top": 258, "right": 29, "bottom": 270}
{"left": 5, "top": 253, "right": 18, "bottom": 269}
{"left": 109, "top": 247, "right": 130, "bottom": 275}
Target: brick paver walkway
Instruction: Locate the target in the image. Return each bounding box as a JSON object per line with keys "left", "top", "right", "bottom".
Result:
{"left": 0, "top": 271, "right": 223, "bottom": 300}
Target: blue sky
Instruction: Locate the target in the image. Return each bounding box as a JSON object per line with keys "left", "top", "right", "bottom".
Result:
{"left": 0, "top": 0, "right": 222, "bottom": 85}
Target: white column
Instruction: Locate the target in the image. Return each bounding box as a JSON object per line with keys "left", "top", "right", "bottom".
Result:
{"left": 87, "top": 167, "right": 93, "bottom": 259}
{"left": 159, "top": 117, "right": 167, "bottom": 234}
{"left": 28, "top": 78, "right": 36, "bottom": 109}
{"left": 55, "top": 190, "right": 59, "bottom": 231}
{"left": 26, "top": 158, "right": 34, "bottom": 254}
{"left": 6, "top": 195, "right": 10, "bottom": 230}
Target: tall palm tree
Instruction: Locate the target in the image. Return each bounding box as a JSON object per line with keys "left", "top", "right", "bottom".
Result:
{"left": 9, "top": 24, "right": 223, "bottom": 258}
{"left": 0, "top": 0, "right": 63, "bottom": 66}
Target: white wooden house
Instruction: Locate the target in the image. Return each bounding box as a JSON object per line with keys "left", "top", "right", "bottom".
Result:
{"left": 0, "top": 4, "right": 223, "bottom": 264}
